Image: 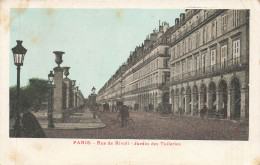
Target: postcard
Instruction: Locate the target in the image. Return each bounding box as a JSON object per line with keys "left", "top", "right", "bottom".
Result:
{"left": 0, "top": 0, "right": 260, "bottom": 165}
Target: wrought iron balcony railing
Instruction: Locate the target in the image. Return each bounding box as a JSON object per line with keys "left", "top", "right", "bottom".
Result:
{"left": 171, "top": 56, "right": 248, "bottom": 85}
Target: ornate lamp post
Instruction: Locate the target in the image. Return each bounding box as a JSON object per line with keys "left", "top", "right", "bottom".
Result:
{"left": 91, "top": 86, "right": 96, "bottom": 119}
{"left": 92, "top": 86, "right": 96, "bottom": 95}
{"left": 76, "top": 86, "right": 79, "bottom": 107}
{"left": 48, "top": 71, "right": 55, "bottom": 128}
{"left": 11, "top": 40, "right": 27, "bottom": 137}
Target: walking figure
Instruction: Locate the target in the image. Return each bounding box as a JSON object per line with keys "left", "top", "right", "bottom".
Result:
{"left": 200, "top": 105, "right": 207, "bottom": 119}
{"left": 119, "top": 103, "right": 129, "bottom": 127}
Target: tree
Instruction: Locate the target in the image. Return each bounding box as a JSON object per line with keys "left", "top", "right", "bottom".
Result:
{"left": 26, "top": 78, "right": 50, "bottom": 112}
{"left": 10, "top": 78, "right": 50, "bottom": 119}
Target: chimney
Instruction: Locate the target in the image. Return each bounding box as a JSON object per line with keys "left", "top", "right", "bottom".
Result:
{"left": 175, "top": 18, "right": 179, "bottom": 26}
{"left": 144, "top": 38, "right": 151, "bottom": 50}
{"left": 180, "top": 13, "right": 185, "bottom": 23}
{"left": 162, "top": 22, "right": 169, "bottom": 33}
{"left": 159, "top": 25, "right": 163, "bottom": 32}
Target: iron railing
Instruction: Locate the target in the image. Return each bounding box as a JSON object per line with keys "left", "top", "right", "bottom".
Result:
{"left": 171, "top": 56, "right": 248, "bottom": 85}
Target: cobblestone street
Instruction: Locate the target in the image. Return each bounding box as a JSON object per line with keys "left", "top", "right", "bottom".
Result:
{"left": 44, "top": 109, "right": 248, "bottom": 140}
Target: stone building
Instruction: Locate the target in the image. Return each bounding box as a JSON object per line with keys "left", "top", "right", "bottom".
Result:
{"left": 97, "top": 22, "right": 172, "bottom": 111}
{"left": 169, "top": 9, "right": 249, "bottom": 120}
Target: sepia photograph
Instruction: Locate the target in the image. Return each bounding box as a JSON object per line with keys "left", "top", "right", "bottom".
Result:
{"left": 9, "top": 8, "right": 249, "bottom": 140}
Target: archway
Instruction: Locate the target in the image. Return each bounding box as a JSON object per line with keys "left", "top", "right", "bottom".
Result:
{"left": 209, "top": 82, "right": 216, "bottom": 111}
{"left": 219, "top": 80, "right": 228, "bottom": 118}
{"left": 163, "top": 92, "right": 170, "bottom": 103}
{"left": 175, "top": 88, "right": 179, "bottom": 112}
{"left": 193, "top": 85, "right": 199, "bottom": 115}
{"left": 155, "top": 92, "right": 157, "bottom": 109}
{"left": 200, "top": 84, "right": 207, "bottom": 109}
{"left": 151, "top": 93, "right": 154, "bottom": 108}
{"left": 186, "top": 86, "right": 191, "bottom": 114}
{"left": 231, "top": 78, "right": 241, "bottom": 119}
{"left": 181, "top": 87, "right": 185, "bottom": 114}
{"left": 171, "top": 89, "right": 174, "bottom": 111}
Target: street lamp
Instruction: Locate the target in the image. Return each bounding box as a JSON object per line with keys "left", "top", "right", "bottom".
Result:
{"left": 47, "top": 71, "right": 55, "bottom": 128}
{"left": 76, "top": 86, "right": 79, "bottom": 107}
{"left": 91, "top": 86, "right": 96, "bottom": 119}
{"left": 11, "top": 40, "right": 27, "bottom": 137}
{"left": 91, "top": 86, "right": 96, "bottom": 95}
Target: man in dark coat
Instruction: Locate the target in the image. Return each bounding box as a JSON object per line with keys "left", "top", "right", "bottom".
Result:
{"left": 200, "top": 105, "right": 207, "bottom": 119}
{"left": 119, "top": 104, "right": 129, "bottom": 127}
{"left": 21, "top": 110, "right": 46, "bottom": 138}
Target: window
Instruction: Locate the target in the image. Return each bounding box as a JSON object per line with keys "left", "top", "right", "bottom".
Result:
{"left": 233, "top": 40, "right": 240, "bottom": 64}
{"left": 196, "top": 57, "right": 200, "bottom": 70}
{"left": 222, "top": 14, "right": 227, "bottom": 32}
{"left": 172, "top": 48, "right": 175, "bottom": 60}
{"left": 182, "top": 61, "right": 186, "bottom": 74}
{"left": 187, "top": 59, "right": 192, "bottom": 72}
{"left": 177, "top": 44, "right": 180, "bottom": 57}
{"left": 201, "top": 53, "right": 206, "bottom": 73}
{"left": 165, "top": 48, "right": 169, "bottom": 54}
{"left": 188, "top": 37, "right": 192, "bottom": 51}
{"left": 196, "top": 31, "right": 200, "bottom": 48}
{"left": 211, "top": 20, "right": 217, "bottom": 39}
{"left": 233, "top": 10, "right": 240, "bottom": 28}
{"left": 163, "top": 59, "right": 169, "bottom": 68}
{"left": 177, "top": 64, "right": 180, "bottom": 78}
{"left": 172, "top": 67, "right": 175, "bottom": 77}
{"left": 203, "top": 26, "right": 208, "bottom": 44}
{"left": 221, "top": 45, "right": 227, "bottom": 68}
{"left": 211, "top": 50, "right": 216, "bottom": 70}
{"left": 182, "top": 41, "right": 185, "bottom": 55}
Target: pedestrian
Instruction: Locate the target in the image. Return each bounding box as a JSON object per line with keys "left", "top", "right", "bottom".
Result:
{"left": 200, "top": 105, "right": 207, "bottom": 119}
{"left": 21, "top": 110, "right": 46, "bottom": 138}
{"left": 178, "top": 106, "right": 182, "bottom": 115}
{"left": 112, "top": 104, "right": 115, "bottom": 112}
{"left": 119, "top": 103, "right": 129, "bottom": 127}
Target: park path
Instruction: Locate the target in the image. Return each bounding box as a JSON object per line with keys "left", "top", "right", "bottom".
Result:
{"left": 34, "top": 107, "right": 105, "bottom": 130}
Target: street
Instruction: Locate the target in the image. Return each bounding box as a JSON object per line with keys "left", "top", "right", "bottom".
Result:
{"left": 44, "top": 109, "right": 248, "bottom": 140}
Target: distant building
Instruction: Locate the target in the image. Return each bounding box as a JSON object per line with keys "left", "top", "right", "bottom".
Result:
{"left": 97, "top": 22, "right": 171, "bottom": 111}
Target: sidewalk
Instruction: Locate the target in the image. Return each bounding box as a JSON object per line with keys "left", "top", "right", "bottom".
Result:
{"left": 34, "top": 107, "right": 106, "bottom": 130}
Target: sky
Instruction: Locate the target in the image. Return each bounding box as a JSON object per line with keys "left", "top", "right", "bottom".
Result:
{"left": 10, "top": 8, "right": 185, "bottom": 97}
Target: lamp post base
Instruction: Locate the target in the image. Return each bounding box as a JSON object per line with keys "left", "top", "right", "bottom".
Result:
{"left": 48, "top": 123, "right": 55, "bottom": 128}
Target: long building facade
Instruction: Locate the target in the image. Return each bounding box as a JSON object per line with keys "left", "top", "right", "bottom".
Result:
{"left": 97, "top": 22, "right": 171, "bottom": 111}
{"left": 97, "top": 9, "right": 249, "bottom": 120}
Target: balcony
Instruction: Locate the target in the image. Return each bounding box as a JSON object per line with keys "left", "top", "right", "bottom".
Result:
{"left": 158, "top": 81, "right": 170, "bottom": 90}
{"left": 171, "top": 56, "right": 248, "bottom": 85}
